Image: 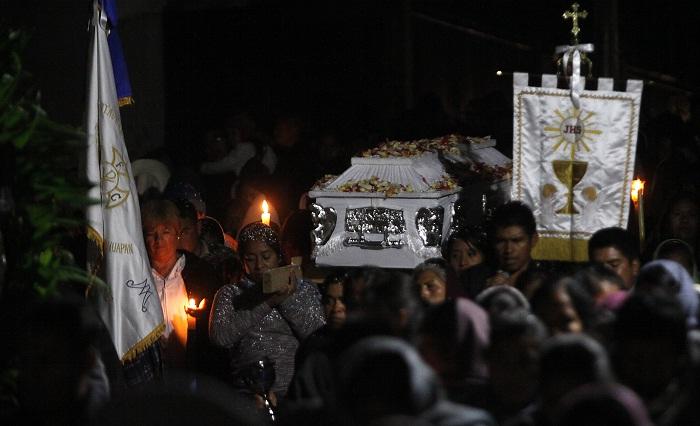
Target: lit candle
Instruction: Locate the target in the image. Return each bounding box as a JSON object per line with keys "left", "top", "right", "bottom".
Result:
{"left": 186, "top": 298, "right": 197, "bottom": 329}
{"left": 630, "top": 179, "right": 645, "bottom": 248}
{"left": 630, "top": 179, "right": 643, "bottom": 204}
{"left": 185, "top": 297, "right": 206, "bottom": 330}
{"left": 261, "top": 200, "right": 271, "bottom": 226}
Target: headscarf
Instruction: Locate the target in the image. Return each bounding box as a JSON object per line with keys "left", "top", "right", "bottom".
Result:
{"left": 237, "top": 221, "right": 282, "bottom": 259}
{"left": 337, "top": 337, "right": 495, "bottom": 426}
{"left": 637, "top": 259, "right": 699, "bottom": 327}
{"left": 475, "top": 284, "right": 530, "bottom": 314}
{"left": 200, "top": 216, "right": 225, "bottom": 247}
{"left": 338, "top": 336, "right": 440, "bottom": 416}
{"left": 453, "top": 298, "right": 491, "bottom": 380}
{"left": 553, "top": 383, "right": 652, "bottom": 426}
{"left": 653, "top": 238, "right": 698, "bottom": 281}
{"left": 421, "top": 297, "right": 490, "bottom": 380}
{"left": 164, "top": 181, "right": 206, "bottom": 216}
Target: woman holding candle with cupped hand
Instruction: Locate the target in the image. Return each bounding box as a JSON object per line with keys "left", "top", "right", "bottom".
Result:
{"left": 209, "top": 221, "right": 325, "bottom": 402}
{"left": 141, "top": 199, "right": 224, "bottom": 374}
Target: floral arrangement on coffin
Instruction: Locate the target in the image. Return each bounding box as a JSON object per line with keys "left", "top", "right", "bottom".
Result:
{"left": 471, "top": 162, "right": 513, "bottom": 181}
{"left": 312, "top": 171, "right": 459, "bottom": 198}
{"left": 311, "top": 174, "right": 338, "bottom": 190}
{"left": 337, "top": 176, "right": 414, "bottom": 197}
{"left": 310, "top": 134, "right": 510, "bottom": 197}
{"left": 360, "top": 134, "right": 471, "bottom": 158}
{"left": 429, "top": 175, "right": 459, "bottom": 191}
{"left": 330, "top": 175, "right": 459, "bottom": 197}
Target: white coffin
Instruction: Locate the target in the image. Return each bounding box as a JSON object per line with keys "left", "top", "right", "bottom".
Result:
{"left": 449, "top": 142, "right": 513, "bottom": 224}
{"left": 308, "top": 135, "right": 511, "bottom": 269}
{"left": 310, "top": 190, "right": 459, "bottom": 269}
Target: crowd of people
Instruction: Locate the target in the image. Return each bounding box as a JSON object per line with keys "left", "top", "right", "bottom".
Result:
{"left": 6, "top": 101, "right": 700, "bottom": 425}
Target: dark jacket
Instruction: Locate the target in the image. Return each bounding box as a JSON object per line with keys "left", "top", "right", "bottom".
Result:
{"left": 180, "top": 251, "right": 227, "bottom": 376}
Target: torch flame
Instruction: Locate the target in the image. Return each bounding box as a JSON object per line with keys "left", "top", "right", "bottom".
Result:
{"left": 631, "top": 179, "right": 644, "bottom": 203}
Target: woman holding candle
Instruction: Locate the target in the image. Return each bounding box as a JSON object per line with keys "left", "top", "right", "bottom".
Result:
{"left": 141, "top": 199, "right": 224, "bottom": 373}
{"left": 209, "top": 222, "right": 325, "bottom": 399}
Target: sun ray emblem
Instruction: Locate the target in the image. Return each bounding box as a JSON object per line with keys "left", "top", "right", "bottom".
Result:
{"left": 101, "top": 146, "right": 131, "bottom": 209}
{"left": 544, "top": 108, "right": 602, "bottom": 157}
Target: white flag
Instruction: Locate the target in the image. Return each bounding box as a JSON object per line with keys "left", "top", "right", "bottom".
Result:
{"left": 85, "top": 1, "right": 164, "bottom": 362}
{"left": 512, "top": 73, "right": 643, "bottom": 261}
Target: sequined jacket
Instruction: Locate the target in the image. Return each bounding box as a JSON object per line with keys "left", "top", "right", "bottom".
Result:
{"left": 209, "top": 278, "right": 325, "bottom": 394}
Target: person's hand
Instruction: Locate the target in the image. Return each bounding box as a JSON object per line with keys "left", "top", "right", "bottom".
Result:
{"left": 485, "top": 271, "right": 510, "bottom": 287}
{"left": 266, "top": 272, "right": 297, "bottom": 307}
{"left": 184, "top": 298, "right": 208, "bottom": 318}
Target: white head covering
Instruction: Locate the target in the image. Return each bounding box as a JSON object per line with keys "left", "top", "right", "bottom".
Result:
{"left": 638, "top": 259, "right": 699, "bottom": 327}
{"left": 132, "top": 159, "right": 170, "bottom": 195}
{"left": 653, "top": 238, "right": 698, "bottom": 282}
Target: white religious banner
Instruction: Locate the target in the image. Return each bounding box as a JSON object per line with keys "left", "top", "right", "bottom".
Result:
{"left": 511, "top": 72, "right": 642, "bottom": 261}
{"left": 85, "top": 1, "right": 164, "bottom": 362}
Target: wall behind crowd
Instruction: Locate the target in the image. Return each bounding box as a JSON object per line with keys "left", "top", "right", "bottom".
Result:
{"left": 5, "top": 1, "right": 699, "bottom": 167}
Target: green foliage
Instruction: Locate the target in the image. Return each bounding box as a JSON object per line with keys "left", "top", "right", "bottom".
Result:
{"left": 0, "top": 28, "right": 95, "bottom": 298}
{"left": 0, "top": 28, "right": 102, "bottom": 418}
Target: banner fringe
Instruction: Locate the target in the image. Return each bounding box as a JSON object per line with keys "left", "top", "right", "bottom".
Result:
{"left": 86, "top": 225, "right": 104, "bottom": 258}
{"left": 121, "top": 323, "right": 165, "bottom": 363}
{"left": 532, "top": 237, "right": 589, "bottom": 262}
{"left": 117, "top": 96, "right": 134, "bottom": 107}
{"left": 85, "top": 225, "right": 104, "bottom": 297}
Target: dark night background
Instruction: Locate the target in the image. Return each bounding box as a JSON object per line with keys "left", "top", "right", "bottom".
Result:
{"left": 4, "top": 0, "right": 700, "bottom": 160}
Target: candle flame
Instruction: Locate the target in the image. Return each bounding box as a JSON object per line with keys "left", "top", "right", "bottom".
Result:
{"left": 631, "top": 179, "right": 644, "bottom": 203}
{"left": 261, "top": 199, "right": 271, "bottom": 225}
{"left": 188, "top": 298, "right": 197, "bottom": 309}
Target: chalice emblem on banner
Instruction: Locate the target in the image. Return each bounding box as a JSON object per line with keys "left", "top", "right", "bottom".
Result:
{"left": 544, "top": 108, "right": 601, "bottom": 215}
{"left": 552, "top": 160, "right": 587, "bottom": 214}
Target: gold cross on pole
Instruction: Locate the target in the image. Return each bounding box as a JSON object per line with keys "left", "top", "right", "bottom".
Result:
{"left": 563, "top": 3, "right": 588, "bottom": 43}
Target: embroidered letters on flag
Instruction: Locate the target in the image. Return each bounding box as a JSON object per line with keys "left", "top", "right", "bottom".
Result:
{"left": 85, "top": 1, "right": 164, "bottom": 362}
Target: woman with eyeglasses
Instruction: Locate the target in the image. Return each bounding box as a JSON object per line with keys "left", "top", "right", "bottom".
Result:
{"left": 141, "top": 199, "right": 224, "bottom": 373}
